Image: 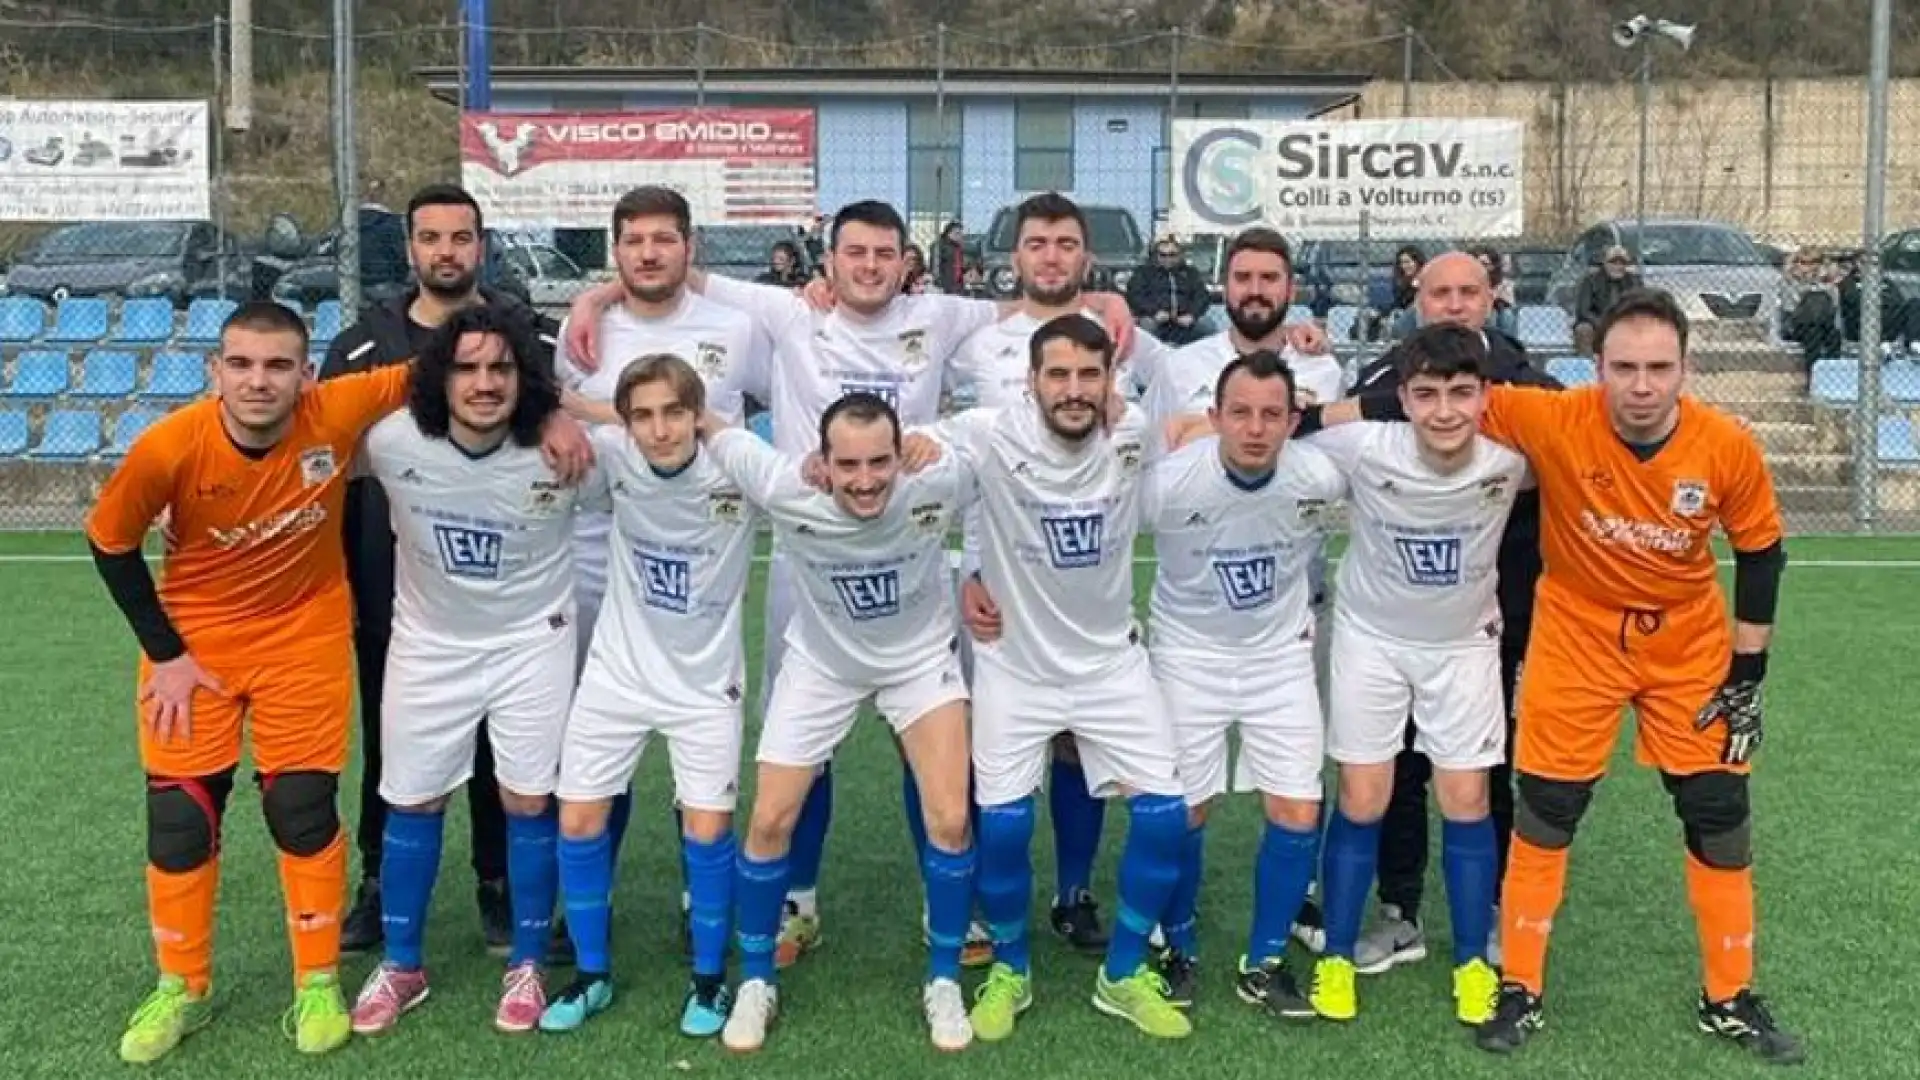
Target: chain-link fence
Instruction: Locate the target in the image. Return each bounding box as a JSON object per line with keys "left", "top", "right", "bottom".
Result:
{"left": 0, "top": 8, "right": 1912, "bottom": 532}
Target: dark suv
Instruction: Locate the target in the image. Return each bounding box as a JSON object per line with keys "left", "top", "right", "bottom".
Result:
{"left": 977, "top": 203, "right": 1146, "bottom": 299}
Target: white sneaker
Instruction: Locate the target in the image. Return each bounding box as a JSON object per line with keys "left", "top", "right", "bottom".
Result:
{"left": 923, "top": 977, "right": 972, "bottom": 1051}
{"left": 721, "top": 979, "right": 778, "bottom": 1053}
{"left": 1487, "top": 907, "right": 1503, "bottom": 968}
{"left": 1353, "top": 904, "right": 1428, "bottom": 976}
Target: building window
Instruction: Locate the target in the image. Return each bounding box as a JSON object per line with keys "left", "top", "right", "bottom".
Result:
{"left": 907, "top": 101, "right": 963, "bottom": 224}
{"left": 1184, "top": 98, "right": 1252, "bottom": 120}
{"left": 1015, "top": 100, "right": 1074, "bottom": 193}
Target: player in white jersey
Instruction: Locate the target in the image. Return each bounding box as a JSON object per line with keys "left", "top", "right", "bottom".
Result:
{"left": 1137, "top": 349, "right": 1346, "bottom": 1021}
{"left": 346, "top": 305, "right": 584, "bottom": 1038}
{"left": 936, "top": 315, "right": 1190, "bottom": 1043}
{"left": 534, "top": 355, "right": 758, "bottom": 1040}
{"left": 562, "top": 198, "right": 1139, "bottom": 966}
{"left": 698, "top": 393, "right": 979, "bottom": 1054}
{"left": 1296, "top": 324, "right": 1529, "bottom": 1029}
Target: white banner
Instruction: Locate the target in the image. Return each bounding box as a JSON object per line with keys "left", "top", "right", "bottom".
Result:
{"left": 1170, "top": 118, "right": 1524, "bottom": 241}
{"left": 0, "top": 100, "right": 211, "bottom": 222}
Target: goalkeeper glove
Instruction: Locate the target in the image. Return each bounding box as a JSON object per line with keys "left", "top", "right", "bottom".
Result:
{"left": 1695, "top": 651, "right": 1767, "bottom": 765}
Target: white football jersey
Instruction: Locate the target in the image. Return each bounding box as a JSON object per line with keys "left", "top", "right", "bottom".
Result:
{"left": 1143, "top": 436, "right": 1346, "bottom": 660}
{"left": 705, "top": 428, "right": 967, "bottom": 684}
{"left": 365, "top": 411, "right": 583, "bottom": 648}
{"left": 1307, "top": 423, "right": 1528, "bottom": 645}
{"left": 940, "top": 403, "right": 1150, "bottom": 683}
{"left": 577, "top": 427, "right": 758, "bottom": 713}
{"left": 1144, "top": 332, "right": 1347, "bottom": 452}
{"left": 703, "top": 274, "right": 998, "bottom": 455}
{"left": 554, "top": 290, "right": 769, "bottom": 556}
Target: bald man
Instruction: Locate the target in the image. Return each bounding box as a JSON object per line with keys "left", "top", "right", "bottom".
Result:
{"left": 1332, "top": 251, "right": 1563, "bottom": 976}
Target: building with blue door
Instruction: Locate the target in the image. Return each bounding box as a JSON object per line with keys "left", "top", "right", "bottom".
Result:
{"left": 419, "top": 66, "right": 1365, "bottom": 243}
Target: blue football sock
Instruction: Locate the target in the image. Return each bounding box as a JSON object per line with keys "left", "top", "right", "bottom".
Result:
{"left": 379, "top": 808, "right": 445, "bottom": 970}
{"left": 787, "top": 765, "right": 832, "bottom": 895}
{"left": 1161, "top": 823, "right": 1206, "bottom": 955}
{"left": 975, "top": 797, "right": 1036, "bottom": 976}
{"left": 922, "top": 842, "right": 976, "bottom": 981}
{"left": 1442, "top": 816, "right": 1498, "bottom": 965}
{"left": 1320, "top": 809, "right": 1382, "bottom": 960}
{"left": 557, "top": 829, "right": 613, "bottom": 975}
{"left": 607, "top": 786, "right": 634, "bottom": 866}
{"left": 1247, "top": 818, "right": 1321, "bottom": 965}
{"left": 735, "top": 849, "right": 790, "bottom": 983}
{"left": 901, "top": 765, "right": 929, "bottom": 866}
{"left": 1105, "top": 794, "right": 1187, "bottom": 982}
{"left": 684, "top": 832, "right": 737, "bottom": 979}
{"left": 1050, "top": 756, "right": 1104, "bottom": 904}
{"left": 505, "top": 810, "right": 559, "bottom": 968}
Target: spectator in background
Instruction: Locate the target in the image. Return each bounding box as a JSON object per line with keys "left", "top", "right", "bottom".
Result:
{"left": 1471, "top": 245, "right": 1519, "bottom": 338}
{"left": 932, "top": 221, "right": 968, "bottom": 293}
{"left": 902, "top": 244, "right": 929, "bottom": 294}
{"left": 1126, "top": 235, "right": 1212, "bottom": 346}
{"left": 1572, "top": 244, "right": 1642, "bottom": 355}
{"left": 1381, "top": 245, "right": 1426, "bottom": 340}
{"left": 961, "top": 262, "right": 986, "bottom": 297}
{"left": 801, "top": 214, "right": 827, "bottom": 265}
{"left": 757, "top": 240, "right": 809, "bottom": 288}
{"left": 1780, "top": 247, "right": 1842, "bottom": 379}
{"left": 1838, "top": 256, "right": 1920, "bottom": 356}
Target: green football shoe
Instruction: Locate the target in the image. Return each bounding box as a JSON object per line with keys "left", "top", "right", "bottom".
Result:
{"left": 1092, "top": 964, "right": 1192, "bottom": 1039}
{"left": 969, "top": 963, "right": 1032, "bottom": 1042}
{"left": 284, "top": 972, "right": 352, "bottom": 1055}
{"left": 118, "top": 975, "right": 214, "bottom": 1064}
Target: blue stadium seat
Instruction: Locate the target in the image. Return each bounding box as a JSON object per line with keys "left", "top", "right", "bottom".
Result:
{"left": 312, "top": 300, "right": 343, "bottom": 348}
{"left": 29, "top": 408, "right": 101, "bottom": 459}
{"left": 1877, "top": 415, "right": 1920, "bottom": 466}
{"left": 113, "top": 297, "right": 176, "bottom": 346}
{"left": 0, "top": 410, "right": 27, "bottom": 457}
{"left": 1546, "top": 355, "right": 1598, "bottom": 387}
{"left": 45, "top": 296, "right": 110, "bottom": 345}
{"left": 277, "top": 298, "right": 305, "bottom": 320}
{"left": 4, "top": 351, "right": 70, "bottom": 398}
{"left": 103, "top": 408, "right": 165, "bottom": 458}
{"left": 1884, "top": 362, "right": 1920, "bottom": 405}
{"left": 1516, "top": 305, "right": 1574, "bottom": 351}
{"left": 1809, "top": 357, "right": 1857, "bottom": 406}
{"left": 0, "top": 296, "right": 47, "bottom": 344}
{"left": 1285, "top": 304, "right": 1314, "bottom": 325}
{"left": 1326, "top": 305, "right": 1361, "bottom": 342}
{"left": 143, "top": 351, "right": 207, "bottom": 399}
{"left": 74, "top": 350, "right": 140, "bottom": 399}
{"left": 180, "top": 298, "right": 237, "bottom": 348}
{"left": 749, "top": 411, "right": 774, "bottom": 443}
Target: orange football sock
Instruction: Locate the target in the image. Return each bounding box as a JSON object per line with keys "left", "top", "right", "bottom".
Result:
{"left": 1498, "top": 836, "right": 1570, "bottom": 996}
{"left": 1685, "top": 853, "right": 1755, "bottom": 1002}
{"left": 147, "top": 860, "right": 219, "bottom": 997}
{"left": 278, "top": 831, "right": 346, "bottom": 982}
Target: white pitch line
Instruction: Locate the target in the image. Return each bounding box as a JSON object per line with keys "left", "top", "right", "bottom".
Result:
{"left": 4, "top": 554, "right": 1920, "bottom": 569}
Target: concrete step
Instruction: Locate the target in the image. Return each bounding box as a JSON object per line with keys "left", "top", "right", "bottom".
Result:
{"left": 1690, "top": 370, "right": 1804, "bottom": 399}
{"left": 1767, "top": 452, "right": 1850, "bottom": 487}
{"left": 1777, "top": 483, "right": 1854, "bottom": 517}
{"left": 1709, "top": 399, "right": 1821, "bottom": 424}
{"left": 1748, "top": 421, "right": 1834, "bottom": 456}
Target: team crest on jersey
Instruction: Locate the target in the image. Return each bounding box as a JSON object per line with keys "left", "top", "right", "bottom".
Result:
{"left": 434, "top": 523, "right": 502, "bottom": 580}
{"left": 694, "top": 341, "right": 728, "bottom": 379}
{"left": 524, "top": 479, "right": 567, "bottom": 518}
{"left": 898, "top": 328, "right": 929, "bottom": 370}
{"left": 708, "top": 490, "right": 745, "bottom": 524}
{"left": 1394, "top": 536, "right": 1461, "bottom": 587}
{"left": 1213, "top": 556, "right": 1277, "bottom": 611}
{"left": 1296, "top": 498, "right": 1327, "bottom": 524}
{"left": 1480, "top": 474, "right": 1512, "bottom": 504}
{"left": 299, "top": 446, "right": 336, "bottom": 487}
{"left": 832, "top": 570, "right": 901, "bottom": 620}
{"left": 1041, "top": 513, "right": 1104, "bottom": 569}
{"left": 910, "top": 501, "right": 946, "bottom": 532}
{"left": 1671, "top": 479, "right": 1709, "bottom": 516}
{"left": 636, "top": 551, "right": 691, "bottom": 614}
{"left": 1114, "top": 439, "right": 1144, "bottom": 475}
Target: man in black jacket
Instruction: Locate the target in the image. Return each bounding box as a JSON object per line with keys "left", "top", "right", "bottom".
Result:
{"left": 1338, "top": 252, "right": 1562, "bottom": 976}
{"left": 318, "top": 184, "right": 562, "bottom": 956}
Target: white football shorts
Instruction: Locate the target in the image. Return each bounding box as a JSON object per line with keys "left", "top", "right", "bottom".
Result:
{"left": 1326, "top": 616, "right": 1506, "bottom": 771}
{"left": 969, "top": 643, "right": 1181, "bottom": 807}
{"left": 758, "top": 550, "right": 798, "bottom": 714}
{"left": 570, "top": 518, "right": 611, "bottom": 674}
{"left": 1153, "top": 635, "right": 1325, "bottom": 805}
{"left": 755, "top": 645, "right": 968, "bottom": 769}
{"left": 379, "top": 620, "right": 576, "bottom": 805}
{"left": 557, "top": 657, "right": 743, "bottom": 811}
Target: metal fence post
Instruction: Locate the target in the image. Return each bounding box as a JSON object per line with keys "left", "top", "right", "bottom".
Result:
{"left": 1853, "top": 0, "right": 1893, "bottom": 530}
{"left": 695, "top": 23, "right": 708, "bottom": 107}
{"left": 1402, "top": 25, "right": 1414, "bottom": 116}
{"left": 934, "top": 23, "right": 948, "bottom": 227}
{"left": 211, "top": 17, "right": 229, "bottom": 301}
{"left": 332, "top": 0, "right": 360, "bottom": 321}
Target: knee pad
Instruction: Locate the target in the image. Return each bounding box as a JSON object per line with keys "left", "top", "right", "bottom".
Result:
{"left": 1514, "top": 773, "right": 1597, "bottom": 851}
{"left": 260, "top": 770, "right": 341, "bottom": 857}
{"left": 146, "top": 770, "right": 234, "bottom": 873}
{"left": 1125, "top": 793, "right": 1188, "bottom": 856}
{"left": 977, "top": 796, "right": 1036, "bottom": 860}
{"left": 1663, "top": 771, "right": 1752, "bottom": 869}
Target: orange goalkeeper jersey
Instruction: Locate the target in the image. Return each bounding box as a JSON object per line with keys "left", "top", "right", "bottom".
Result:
{"left": 86, "top": 365, "right": 411, "bottom": 655}
{"left": 1478, "top": 385, "right": 1783, "bottom": 612}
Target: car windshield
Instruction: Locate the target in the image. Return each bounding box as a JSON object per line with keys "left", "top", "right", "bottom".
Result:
{"left": 696, "top": 224, "right": 806, "bottom": 267}
{"left": 987, "top": 209, "right": 1142, "bottom": 256}
{"left": 35, "top": 222, "right": 187, "bottom": 260}
{"left": 1306, "top": 241, "right": 1419, "bottom": 268}
{"left": 1622, "top": 225, "right": 1768, "bottom": 267}
{"left": 1883, "top": 232, "right": 1920, "bottom": 274}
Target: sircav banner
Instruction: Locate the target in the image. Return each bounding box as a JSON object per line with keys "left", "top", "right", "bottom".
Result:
{"left": 0, "top": 100, "right": 210, "bottom": 222}
{"left": 1170, "top": 118, "right": 1524, "bottom": 240}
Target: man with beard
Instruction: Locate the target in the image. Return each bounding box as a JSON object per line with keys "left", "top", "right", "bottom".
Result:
{"left": 320, "top": 184, "right": 568, "bottom": 958}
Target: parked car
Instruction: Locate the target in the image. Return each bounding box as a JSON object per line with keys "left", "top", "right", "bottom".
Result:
{"left": 1881, "top": 228, "right": 1920, "bottom": 306}
{"left": 499, "top": 240, "right": 608, "bottom": 312}
{"left": 1545, "top": 218, "right": 1786, "bottom": 336}
{"left": 977, "top": 203, "right": 1146, "bottom": 299}
{"left": 271, "top": 207, "right": 529, "bottom": 309}
{"left": 694, "top": 223, "right": 816, "bottom": 281}
{"left": 5, "top": 220, "right": 248, "bottom": 306}
{"left": 1499, "top": 244, "right": 1566, "bottom": 306}
{"left": 1183, "top": 232, "right": 1227, "bottom": 302}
